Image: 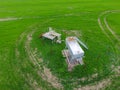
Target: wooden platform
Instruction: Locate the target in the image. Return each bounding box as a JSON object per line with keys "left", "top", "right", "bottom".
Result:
{"left": 62, "top": 50, "right": 84, "bottom": 71}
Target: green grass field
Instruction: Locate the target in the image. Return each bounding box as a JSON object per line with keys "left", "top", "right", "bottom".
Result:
{"left": 0, "top": 0, "right": 120, "bottom": 90}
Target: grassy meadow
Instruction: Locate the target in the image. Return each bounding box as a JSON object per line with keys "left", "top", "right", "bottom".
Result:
{"left": 0, "top": 0, "right": 120, "bottom": 90}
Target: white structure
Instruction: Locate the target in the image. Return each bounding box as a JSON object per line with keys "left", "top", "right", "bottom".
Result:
{"left": 66, "top": 37, "right": 84, "bottom": 63}
{"left": 62, "top": 36, "right": 88, "bottom": 71}
{"left": 42, "top": 27, "right": 61, "bottom": 43}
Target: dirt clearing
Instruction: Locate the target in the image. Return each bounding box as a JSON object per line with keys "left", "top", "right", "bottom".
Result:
{"left": 0, "top": 18, "right": 19, "bottom": 22}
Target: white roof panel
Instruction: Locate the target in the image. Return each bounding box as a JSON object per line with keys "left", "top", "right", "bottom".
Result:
{"left": 66, "top": 37, "right": 84, "bottom": 56}
{"left": 68, "top": 41, "right": 84, "bottom": 55}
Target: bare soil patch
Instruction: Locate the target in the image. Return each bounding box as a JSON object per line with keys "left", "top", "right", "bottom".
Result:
{"left": 25, "top": 31, "right": 63, "bottom": 89}
{"left": 62, "top": 30, "right": 82, "bottom": 37}
{"left": 0, "top": 18, "right": 18, "bottom": 21}
{"left": 74, "top": 79, "right": 111, "bottom": 90}
{"left": 41, "top": 67, "right": 63, "bottom": 89}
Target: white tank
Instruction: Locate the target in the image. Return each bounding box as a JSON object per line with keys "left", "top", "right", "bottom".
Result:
{"left": 66, "top": 37, "right": 84, "bottom": 60}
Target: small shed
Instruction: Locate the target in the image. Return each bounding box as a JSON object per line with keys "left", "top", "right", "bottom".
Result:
{"left": 66, "top": 37, "right": 84, "bottom": 61}
{"left": 42, "top": 27, "right": 61, "bottom": 43}
{"left": 62, "top": 36, "right": 87, "bottom": 71}
{"left": 65, "top": 37, "right": 84, "bottom": 64}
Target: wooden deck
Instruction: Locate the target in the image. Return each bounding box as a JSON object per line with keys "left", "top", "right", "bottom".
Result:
{"left": 62, "top": 50, "right": 84, "bottom": 71}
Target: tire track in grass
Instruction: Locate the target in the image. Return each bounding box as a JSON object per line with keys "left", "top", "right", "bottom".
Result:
{"left": 15, "top": 29, "right": 43, "bottom": 90}
{"left": 74, "top": 79, "right": 111, "bottom": 90}
{"left": 98, "top": 16, "right": 111, "bottom": 40}
{"left": 98, "top": 10, "right": 120, "bottom": 58}
{"left": 16, "top": 19, "right": 63, "bottom": 90}
{"left": 97, "top": 10, "right": 120, "bottom": 89}
{"left": 25, "top": 31, "right": 63, "bottom": 89}
{"left": 0, "top": 11, "right": 92, "bottom": 22}
{"left": 98, "top": 10, "right": 116, "bottom": 42}
{"left": 104, "top": 16, "right": 120, "bottom": 42}
{"left": 103, "top": 10, "right": 120, "bottom": 79}
{"left": 98, "top": 10, "right": 120, "bottom": 60}
{"left": 0, "top": 18, "right": 18, "bottom": 21}
{"left": 98, "top": 10, "right": 120, "bottom": 42}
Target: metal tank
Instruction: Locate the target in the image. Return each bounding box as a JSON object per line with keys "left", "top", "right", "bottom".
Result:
{"left": 66, "top": 37, "right": 84, "bottom": 61}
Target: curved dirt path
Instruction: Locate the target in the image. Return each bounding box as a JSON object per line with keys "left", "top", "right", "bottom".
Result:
{"left": 16, "top": 19, "right": 63, "bottom": 90}
{"left": 25, "top": 31, "right": 63, "bottom": 89}
{"left": 0, "top": 18, "right": 19, "bottom": 21}
{"left": 98, "top": 10, "right": 120, "bottom": 42}
{"left": 104, "top": 16, "right": 120, "bottom": 42}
